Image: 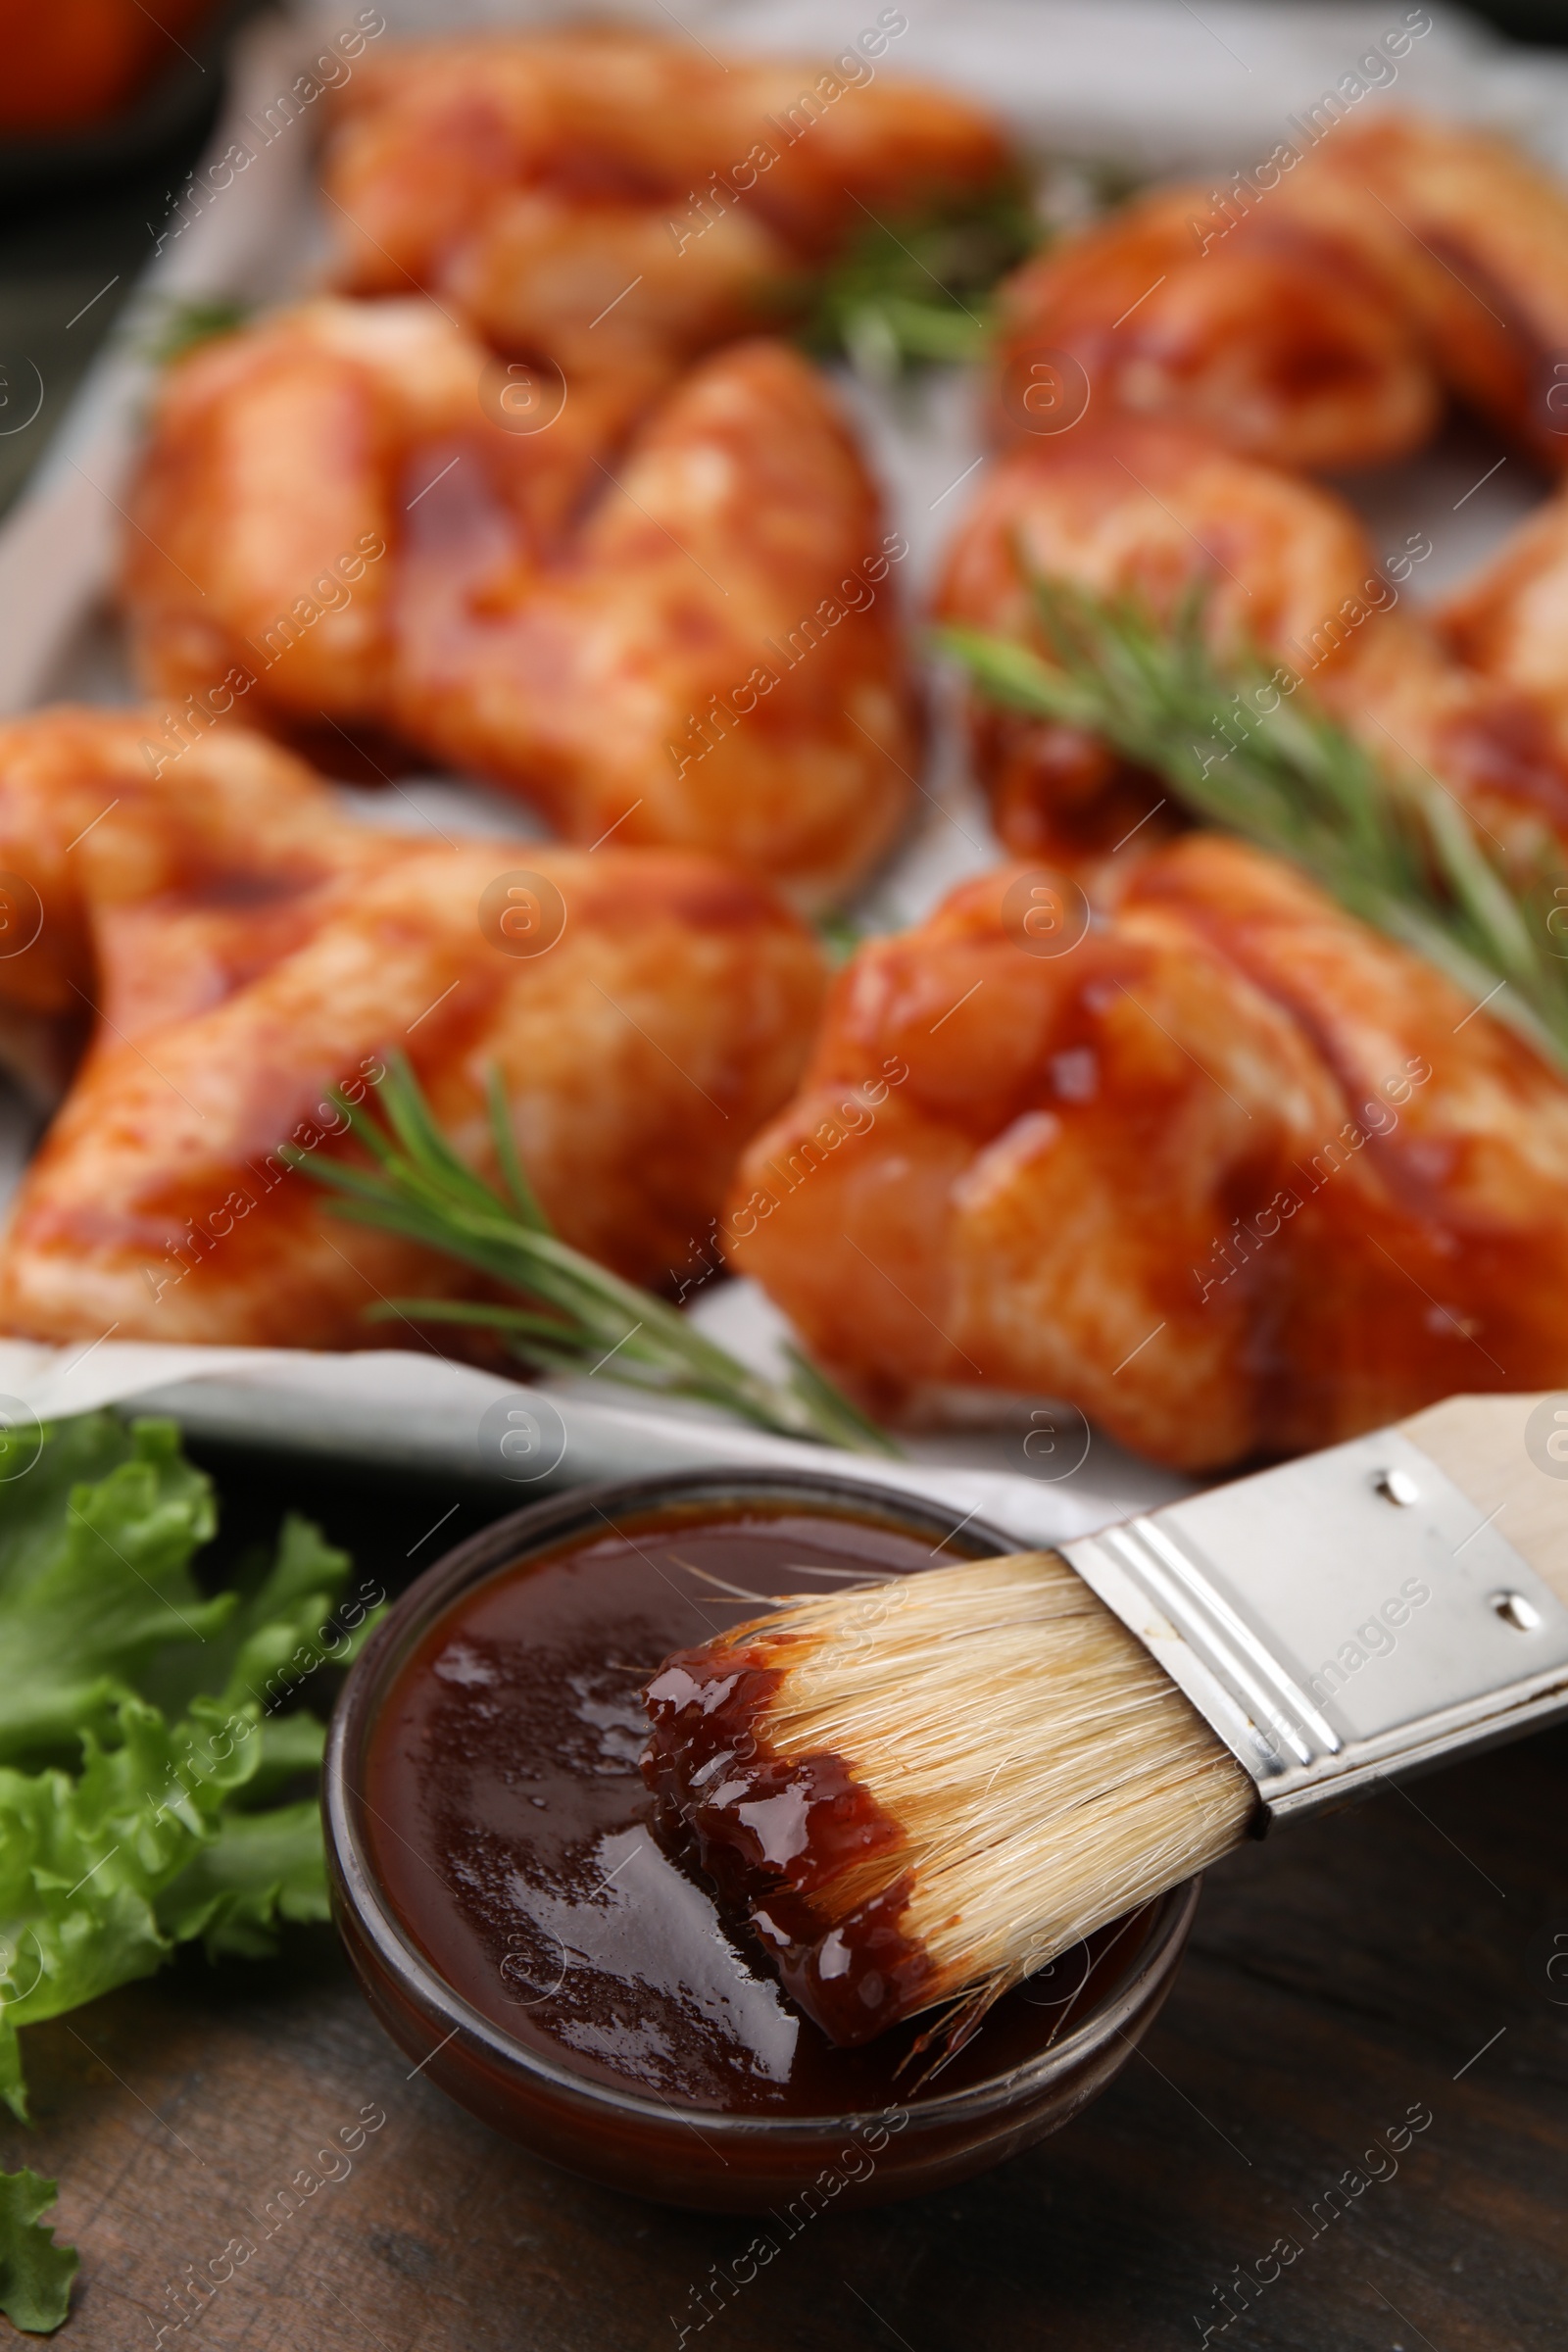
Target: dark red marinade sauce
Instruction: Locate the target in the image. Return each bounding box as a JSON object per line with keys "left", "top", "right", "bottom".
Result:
{"left": 641, "top": 1637, "right": 937, "bottom": 2046}
{"left": 366, "top": 1502, "right": 1134, "bottom": 2117}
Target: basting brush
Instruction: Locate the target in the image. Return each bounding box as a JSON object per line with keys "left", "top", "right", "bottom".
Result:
{"left": 642, "top": 1393, "right": 1568, "bottom": 2047}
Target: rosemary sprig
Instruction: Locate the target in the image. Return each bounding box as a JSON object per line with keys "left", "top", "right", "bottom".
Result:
{"left": 813, "top": 906, "right": 867, "bottom": 968}
{"left": 140, "top": 295, "right": 252, "bottom": 366}
{"left": 936, "top": 582, "right": 1568, "bottom": 1075}
{"left": 801, "top": 182, "right": 1040, "bottom": 380}
{"left": 284, "top": 1054, "right": 901, "bottom": 1457}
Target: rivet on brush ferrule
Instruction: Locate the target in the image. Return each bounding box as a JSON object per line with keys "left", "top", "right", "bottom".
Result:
{"left": 1060, "top": 1429, "right": 1568, "bottom": 1822}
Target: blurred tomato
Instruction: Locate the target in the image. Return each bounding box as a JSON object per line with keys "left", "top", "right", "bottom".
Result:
{"left": 0, "top": 0, "right": 216, "bottom": 134}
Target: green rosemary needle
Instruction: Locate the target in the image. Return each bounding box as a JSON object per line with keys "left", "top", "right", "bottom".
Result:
{"left": 284, "top": 1054, "right": 901, "bottom": 1457}
{"left": 799, "top": 182, "right": 1040, "bottom": 378}
{"left": 141, "top": 295, "right": 252, "bottom": 366}
{"left": 935, "top": 580, "right": 1568, "bottom": 1077}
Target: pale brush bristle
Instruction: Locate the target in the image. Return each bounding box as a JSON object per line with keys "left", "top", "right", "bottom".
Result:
{"left": 750, "top": 1551, "right": 1256, "bottom": 2020}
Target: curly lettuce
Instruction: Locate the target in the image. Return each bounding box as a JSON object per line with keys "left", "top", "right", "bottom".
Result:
{"left": 0, "top": 1413, "right": 381, "bottom": 2330}
{"left": 0, "top": 2170, "right": 76, "bottom": 2334}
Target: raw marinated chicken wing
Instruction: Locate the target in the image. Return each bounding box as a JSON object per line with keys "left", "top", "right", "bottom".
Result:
{"left": 996, "top": 113, "right": 1568, "bottom": 470}
{"left": 0, "top": 711, "right": 824, "bottom": 1348}
{"left": 1276, "top": 113, "right": 1568, "bottom": 467}
{"left": 994, "top": 181, "right": 1437, "bottom": 472}
{"left": 321, "top": 27, "right": 1010, "bottom": 380}
{"left": 0, "top": 710, "right": 393, "bottom": 1098}
{"left": 121, "top": 298, "right": 642, "bottom": 740}
{"left": 937, "top": 420, "right": 1568, "bottom": 880}
{"left": 728, "top": 839, "right": 1568, "bottom": 1471}
{"left": 392, "top": 338, "right": 913, "bottom": 899}
{"left": 123, "top": 310, "right": 915, "bottom": 903}
{"left": 1440, "top": 478, "right": 1568, "bottom": 761}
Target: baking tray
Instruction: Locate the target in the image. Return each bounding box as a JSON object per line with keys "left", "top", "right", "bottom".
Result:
{"left": 0, "top": 0, "right": 1559, "bottom": 1533}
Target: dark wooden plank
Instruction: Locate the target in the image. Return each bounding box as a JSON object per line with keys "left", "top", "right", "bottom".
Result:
{"left": 5, "top": 1447, "right": 1567, "bottom": 2351}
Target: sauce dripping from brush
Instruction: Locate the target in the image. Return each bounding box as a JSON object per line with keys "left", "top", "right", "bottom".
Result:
{"left": 641, "top": 1638, "right": 937, "bottom": 2044}
{"left": 364, "top": 1501, "right": 1143, "bottom": 2117}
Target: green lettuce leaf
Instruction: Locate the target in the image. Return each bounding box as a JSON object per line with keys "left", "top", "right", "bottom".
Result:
{"left": 156, "top": 1798, "right": 328, "bottom": 1958}
{"left": 0, "top": 1417, "right": 229, "bottom": 1768}
{"left": 0, "top": 1693, "right": 258, "bottom": 2121}
{"left": 0, "top": 2168, "right": 76, "bottom": 2333}
{"left": 0, "top": 1414, "right": 380, "bottom": 2126}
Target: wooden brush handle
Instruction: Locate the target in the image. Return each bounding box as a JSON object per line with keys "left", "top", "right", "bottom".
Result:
{"left": 1398, "top": 1393, "right": 1568, "bottom": 1611}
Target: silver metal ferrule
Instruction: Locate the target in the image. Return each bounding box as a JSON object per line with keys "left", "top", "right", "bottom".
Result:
{"left": 1058, "top": 1428, "right": 1568, "bottom": 1823}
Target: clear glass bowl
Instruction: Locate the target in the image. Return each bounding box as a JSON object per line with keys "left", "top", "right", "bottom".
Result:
{"left": 323, "top": 1467, "right": 1201, "bottom": 2212}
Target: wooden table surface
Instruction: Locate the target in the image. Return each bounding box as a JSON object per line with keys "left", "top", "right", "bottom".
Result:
{"left": 5, "top": 1441, "right": 1567, "bottom": 2352}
